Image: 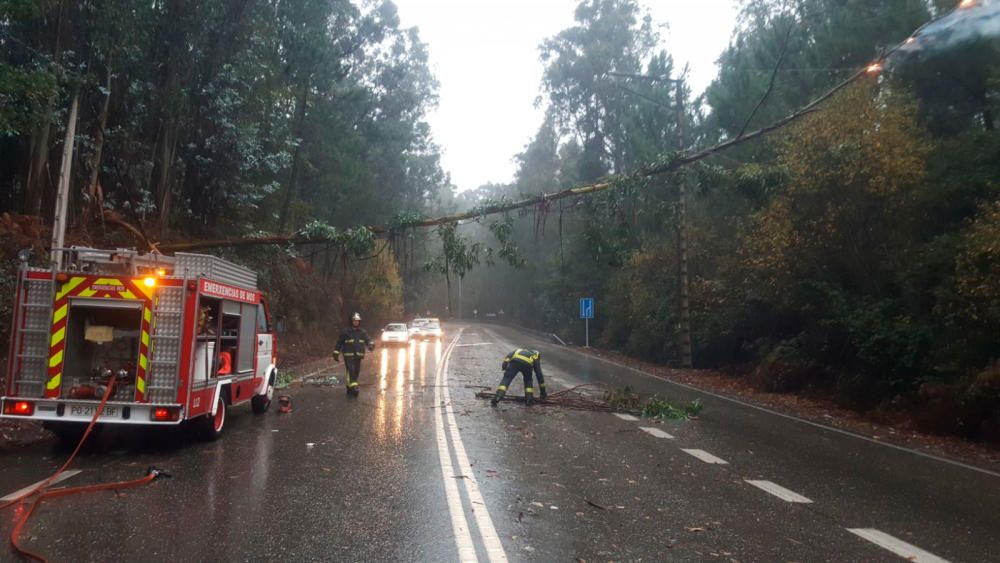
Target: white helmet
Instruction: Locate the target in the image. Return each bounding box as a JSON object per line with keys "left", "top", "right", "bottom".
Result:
{"left": 351, "top": 312, "right": 362, "bottom": 321}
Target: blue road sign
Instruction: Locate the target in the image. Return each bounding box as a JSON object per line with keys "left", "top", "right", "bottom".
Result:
{"left": 580, "top": 298, "right": 594, "bottom": 319}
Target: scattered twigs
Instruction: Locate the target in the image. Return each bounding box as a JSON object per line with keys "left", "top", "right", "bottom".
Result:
{"left": 476, "top": 383, "right": 626, "bottom": 413}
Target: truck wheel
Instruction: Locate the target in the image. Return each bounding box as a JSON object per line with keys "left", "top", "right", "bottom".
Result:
{"left": 252, "top": 373, "right": 275, "bottom": 414}
{"left": 201, "top": 396, "right": 227, "bottom": 440}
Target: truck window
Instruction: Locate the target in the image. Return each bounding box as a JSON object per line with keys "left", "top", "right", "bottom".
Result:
{"left": 238, "top": 303, "right": 256, "bottom": 372}
{"left": 257, "top": 303, "right": 270, "bottom": 333}
{"left": 220, "top": 311, "right": 240, "bottom": 375}
{"left": 195, "top": 297, "right": 222, "bottom": 385}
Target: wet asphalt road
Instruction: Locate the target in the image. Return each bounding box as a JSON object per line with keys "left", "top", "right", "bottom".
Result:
{"left": 1, "top": 322, "right": 998, "bottom": 562}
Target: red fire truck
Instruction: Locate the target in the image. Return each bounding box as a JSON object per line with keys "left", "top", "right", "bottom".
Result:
{"left": 1, "top": 248, "right": 278, "bottom": 440}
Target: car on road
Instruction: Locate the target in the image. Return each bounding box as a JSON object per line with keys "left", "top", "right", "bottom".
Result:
{"left": 408, "top": 318, "right": 442, "bottom": 341}
{"left": 417, "top": 318, "right": 443, "bottom": 341}
{"left": 381, "top": 323, "right": 410, "bottom": 346}
{"left": 409, "top": 318, "right": 429, "bottom": 338}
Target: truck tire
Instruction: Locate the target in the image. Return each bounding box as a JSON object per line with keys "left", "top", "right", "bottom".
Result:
{"left": 200, "top": 396, "right": 227, "bottom": 440}
{"left": 251, "top": 373, "right": 275, "bottom": 414}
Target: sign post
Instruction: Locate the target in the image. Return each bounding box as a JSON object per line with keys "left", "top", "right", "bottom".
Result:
{"left": 580, "top": 298, "right": 594, "bottom": 347}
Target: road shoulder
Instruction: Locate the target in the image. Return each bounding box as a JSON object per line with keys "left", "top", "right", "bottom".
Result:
{"left": 494, "top": 322, "right": 1000, "bottom": 474}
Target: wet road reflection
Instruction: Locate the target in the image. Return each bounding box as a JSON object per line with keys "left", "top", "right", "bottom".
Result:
{"left": 372, "top": 339, "right": 440, "bottom": 441}
{"left": 419, "top": 341, "right": 427, "bottom": 386}
{"left": 0, "top": 335, "right": 453, "bottom": 563}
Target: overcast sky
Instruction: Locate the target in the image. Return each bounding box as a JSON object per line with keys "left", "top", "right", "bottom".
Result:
{"left": 392, "top": 0, "right": 739, "bottom": 192}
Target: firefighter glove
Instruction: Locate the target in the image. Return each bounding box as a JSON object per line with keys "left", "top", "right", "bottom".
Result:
{"left": 333, "top": 352, "right": 340, "bottom": 362}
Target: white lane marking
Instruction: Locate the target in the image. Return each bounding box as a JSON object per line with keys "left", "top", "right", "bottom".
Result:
{"left": 1, "top": 469, "right": 83, "bottom": 501}
{"left": 434, "top": 333, "right": 478, "bottom": 562}
{"left": 744, "top": 480, "right": 813, "bottom": 503}
{"left": 455, "top": 343, "right": 492, "bottom": 347}
{"left": 442, "top": 330, "right": 509, "bottom": 563}
{"left": 847, "top": 528, "right": 950, "bottom": 563}
{"left": 613, "top": 413, "right": 639, "bottom": 422}
{"left": 681, "top": 449, "right": 729, "bottom": 465}
{"left": 639, "top": 426, "right": 674, "bottom": 439}
{"left": 542, "top": 334, "right": 1000, "bottom": 480}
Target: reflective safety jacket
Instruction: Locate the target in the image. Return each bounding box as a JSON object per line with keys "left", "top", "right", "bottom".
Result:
{"left": 502, "top": 348, "right": 543, "bottom": 377}
{"left": 335, "top": 327, "right": 374, "bottom": 359}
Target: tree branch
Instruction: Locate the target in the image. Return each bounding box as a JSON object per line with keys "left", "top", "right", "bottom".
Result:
{"left": 146, "top": 6, "right": 941, "bottom": 255}
{"left": 737, "top": 23, "right": 794, "bottom": 139}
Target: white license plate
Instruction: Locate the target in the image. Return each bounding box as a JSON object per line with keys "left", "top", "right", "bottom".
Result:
{"left": 70, "top": 405, "right": 119, "bottom": 419}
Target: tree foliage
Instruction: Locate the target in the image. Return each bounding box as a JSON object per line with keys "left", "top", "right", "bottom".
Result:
{"left": 452, "top": 0, "right": 1000, "bottom": 439}
{"left": 0, "top": 0, "right": 451, "bottom": 342}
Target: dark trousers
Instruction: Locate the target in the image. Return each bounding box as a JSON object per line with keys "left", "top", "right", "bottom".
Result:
{"left": 345, "top": 358, "right": 362, "bottom": 385}
{"left": 497, "top": 364, "right": 533, "bottom": 394}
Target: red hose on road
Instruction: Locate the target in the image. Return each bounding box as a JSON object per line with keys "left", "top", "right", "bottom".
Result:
{"left": 0, "top": 379, "right": 117, "bottom": 512}
{"left": 1, "top": 381, "right": 168, "bottom": 562}
{"left": 10, "top": 470, "right": 163, "bottom": 562}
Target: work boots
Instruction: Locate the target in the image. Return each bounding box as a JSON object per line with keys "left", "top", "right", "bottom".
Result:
{"left": 347, "top": 381, "right": 360, "bottom": 397}
{"left": 490, "top": 389, "right": 506, "bottom": 407}
{"left": 524, "top": 393, "right": 535, "bottom": 407}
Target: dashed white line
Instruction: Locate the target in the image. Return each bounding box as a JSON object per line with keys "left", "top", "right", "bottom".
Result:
{"left": 639, "top": 426, "right": 674, "bottom": 439}
{"left": 440, "top": 329, "right": 509, "bottom": 563}
{"left": 681, "top": 449, "right": 729, "bottom": 465}
{"left": 548, "top": 335, "right": 1000, "bottom": 480}
{"left": 847, "top": 528, "right": 950, "bottom": 563}
{"left": 744, "top": 480, "right": 813, "bottom": 503}
{"left": 613, "top": 413, "right": 639, "bottom": 421}
{"left": 0, "top": 469, "right": 83, "bottom": 501}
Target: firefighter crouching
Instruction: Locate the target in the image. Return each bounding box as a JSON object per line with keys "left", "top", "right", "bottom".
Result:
{"left": 491, "top": 348, "right": 547, "bottom": 407}
{"left": 333, "top": 312, "right": 375, "bottom": 396}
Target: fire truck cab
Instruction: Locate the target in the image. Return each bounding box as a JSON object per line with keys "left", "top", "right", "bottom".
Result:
{"left": 1, "top": 248, "right": 277, "bottom": 440}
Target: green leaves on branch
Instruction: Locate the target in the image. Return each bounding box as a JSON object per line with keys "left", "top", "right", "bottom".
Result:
{"left": 0, "top": 63, "right": 60, "bottom": 135}
{"left": 388, "top": 210, "right": 425, "bottom": 231}
{"left": 425, "top": 215, "right": 525, "bottom": 284}
{"left": 485, "top": 215, "right": 525, "bottom": 268}
{"left": 470, "top": 197, "right": 512, "bottom": 219}
{"left": 641, "top": 397, "right": 703, "bottom": 421}
{"left": 424, "top": 223, "right": 481, "bottom": 279}
{"left": 298, "top": 221, "right": 376, "bottom": 258}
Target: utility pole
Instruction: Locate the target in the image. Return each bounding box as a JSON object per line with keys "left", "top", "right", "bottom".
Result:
{"left": 50, "top": 91, "right": 80, "bottom": 269}
{"left": 608, "top": 69, "right": 695, "bottom": 368}
{"left": 673, "top": 75, "right": 694, "bottom": 369}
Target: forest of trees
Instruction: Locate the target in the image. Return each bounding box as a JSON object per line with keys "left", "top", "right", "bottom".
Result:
{"left": 0, "top": 0, "right": 452, "bottom": 348}
{"left": 452, "top": 0, "right": 1000, "bottom": 439}
{"left": 1, "top": 0, "right": 998, "bottom": 438}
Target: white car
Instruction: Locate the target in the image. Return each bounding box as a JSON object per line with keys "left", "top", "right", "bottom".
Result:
{"left": 381, "top": 323, "right": 410, "bottom": 346}
{"left": 418, "top": 319, "right": 443, "bottom": 341}
{"left": 409, "top": 318, "right": 429, "bottom": 337}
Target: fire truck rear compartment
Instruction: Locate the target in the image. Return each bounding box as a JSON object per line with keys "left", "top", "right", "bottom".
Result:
{"left": 62, "top": 301, "right": 143, "bottom": 401}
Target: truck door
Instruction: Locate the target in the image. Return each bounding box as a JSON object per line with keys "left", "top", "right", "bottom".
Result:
{"left": 255, "top": 302, "right": 273, "bottom": 385}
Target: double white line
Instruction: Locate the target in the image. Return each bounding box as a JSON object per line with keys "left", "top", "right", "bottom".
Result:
{"left": 434, "top": 329, "right": 508, "bottom": 563}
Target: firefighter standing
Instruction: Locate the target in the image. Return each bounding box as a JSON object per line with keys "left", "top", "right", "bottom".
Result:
{"left": 333, "top": 312, "right": 375, "bottom": 396}
{"left": 491, "top": 348, "right": 547, "bottom": 407}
